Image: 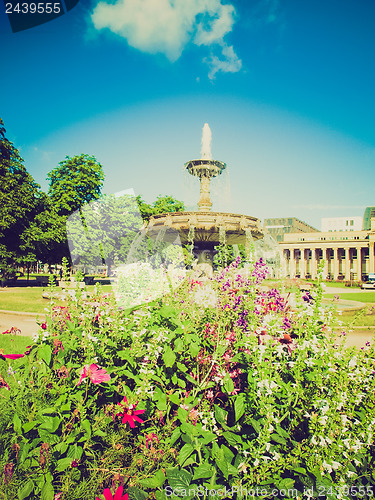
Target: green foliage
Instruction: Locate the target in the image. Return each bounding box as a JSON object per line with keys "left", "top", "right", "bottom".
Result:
{"left": 136, "top": 195, "right": 185, "bottom": 222}
{"left": 0, "top": 260, "right": 374, "bottom": 499}
{"left": 0, "top": 118, "right": 45, "bottom": 279}
{"left": 47, "top": 154, "right": 105, "bottom": 217}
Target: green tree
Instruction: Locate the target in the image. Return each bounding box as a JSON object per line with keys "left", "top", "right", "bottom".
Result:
{"left": 136, "top": 194, "right": 185, "bottom": 222}
{"left": 20, "top": 193, "right": 67, "bottom": 268}
{"left": 0, "top": 118, "right": 43, "bottom": 281}
{"left": 48, "top": 154, "right": 105, "bottom": 217}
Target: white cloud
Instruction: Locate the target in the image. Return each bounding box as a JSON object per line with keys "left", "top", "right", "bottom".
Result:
{"left": 91, "top": 0, "right": 241, "bottom": 77}
{"left": 205, "top": 43, "right": 242, "bottom": 80}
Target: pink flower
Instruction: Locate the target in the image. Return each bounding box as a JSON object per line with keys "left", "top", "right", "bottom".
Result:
{"left": 1, "top": 353, "right": 25, "bottom": 360}
{"left": 77, "top": 364, "right": 111, "bottom": 386}
{"left": 115, "top": 396, "right": 145, "bottom": 428}
{"left": 4, "top": 463, "right": 14, "bottom": 484}
{"left": 96, "top": 486, "right": 128, "bottom": 500}
{"left": 145, "top": 433, "right": 159, "bottom": 449}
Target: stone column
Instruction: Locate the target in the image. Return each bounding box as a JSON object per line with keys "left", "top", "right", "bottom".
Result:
{"left": 282, "top": 249, "right": 289, "bottom": 277}
{"left": 300, "top": 248, "right": 306, "bottom": 279}
{"left": 323, "top": 248, "right": 329, "bottom": 280}
{"left": 369, "top": 241, "right": 375, "bottom": 275}
{"left": 357, "top": 247, "right": 362, "bottom": 280}
{"left": 311, "top": 248, "right": 318, "bottom": 279}
{"left": 290, "top": 249, "right": 296, "bottom": 278}
{"left": 333, "top": 248, "right": 339, "bottom": 280}
{"left": 345, "top": 247, "right": 351, "bottom": 280}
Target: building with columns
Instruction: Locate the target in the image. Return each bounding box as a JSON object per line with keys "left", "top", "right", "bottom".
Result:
{"left": 279, "top": 219, "right": 375, "bottom": 281}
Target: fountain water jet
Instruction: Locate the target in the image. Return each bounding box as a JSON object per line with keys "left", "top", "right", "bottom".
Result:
{"left": 147, "top": 125, "right": 263, "bottom": 276}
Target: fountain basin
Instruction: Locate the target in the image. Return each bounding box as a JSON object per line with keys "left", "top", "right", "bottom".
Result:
{"left": 147, "top": 211, "right": 263, "bottom": 246}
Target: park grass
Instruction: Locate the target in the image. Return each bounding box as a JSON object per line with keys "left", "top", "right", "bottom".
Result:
{"left": 324, "top": 281, "right": 358, "bottom": 288}
{"left": 0, "top": 334, "right": 34, "bottom": 355}
{"left": 0, "top": 288, "right": 53, "bottom": 313}
{"left": 0, "top": 285, "right": 113, "bottom": 313}
{"left": 324, "top": 292, "right": 375, "bottom": 303}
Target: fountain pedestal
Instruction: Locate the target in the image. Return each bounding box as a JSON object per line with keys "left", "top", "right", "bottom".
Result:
{"left": 146, "top": 124, "right": 264, "bottom": 275}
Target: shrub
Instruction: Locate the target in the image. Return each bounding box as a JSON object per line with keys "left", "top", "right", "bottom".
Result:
{"left": 0, "top": 258, "right": 374, "bottom": 499}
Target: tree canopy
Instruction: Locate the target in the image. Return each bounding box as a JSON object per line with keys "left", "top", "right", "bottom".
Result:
{"left": 136, "top": 194, "right": 185, "bottom": 221}
{"left": 0, "top": 118, "right": 45, "bottom": 279}
{"left": 48, "top": 154, "right": 105, "bottom": 217}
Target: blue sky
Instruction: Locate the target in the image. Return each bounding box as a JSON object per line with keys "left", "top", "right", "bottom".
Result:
{"left": 1, "top": 0, "right": 375, "bottom": 229}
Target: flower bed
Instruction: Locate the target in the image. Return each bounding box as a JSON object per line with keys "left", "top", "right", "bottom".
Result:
{"left": 0, "top": 258, "right": 374, "bottom": 499}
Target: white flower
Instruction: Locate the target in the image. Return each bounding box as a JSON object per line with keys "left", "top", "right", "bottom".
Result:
{"left": 238, "top": 462, "right": 248, "bottom": 473}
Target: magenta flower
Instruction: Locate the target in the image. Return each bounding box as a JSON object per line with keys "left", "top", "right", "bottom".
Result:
{"left": 4, "top": 463, "right": 14, "bottom": 484}
{"left": 145, "top": 433, "right": 159, "bottom": 449}
{"left": 0, "top": 353, "right": 25, "bottom": 360}
{"left": 77, "top": 364, "right": 111, "bottom": 386}
{"left": 96, "top": 486, "right": 129, "bottom": 500}
{"left": 115, "top": 396, "right": 145, "bottom": 428}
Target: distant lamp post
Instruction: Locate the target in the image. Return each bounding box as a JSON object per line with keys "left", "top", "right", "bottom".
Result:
{"left": 350, "top": 268, "right": 354, "bottom": 287}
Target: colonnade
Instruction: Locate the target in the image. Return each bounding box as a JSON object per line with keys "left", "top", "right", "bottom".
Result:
{"left": 281, "top": 243, "right": 375, "bottom": 281}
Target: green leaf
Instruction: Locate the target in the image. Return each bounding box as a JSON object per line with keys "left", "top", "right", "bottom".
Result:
{"left": 277, "top": 478, "right": 295, "bottom": 490}
{"left": 67, "top": 444, "right": 83, "bottom": 460}
{"left": 155, "top": 391, "right": 167, "bottom": 412}
{"left": 139, "top": 470, "right": 165, "bottom": 488}
{"left": 222, "top": 431, "right": 242, "bottom": 446}
{"left": 291, "top": 466, "right": 307, "bottom": 475}
{"left": 13, "top": 413, "right": 22, "bottom": 434}
{"left": 127, "top": 486, "right": 148, "bottom": 500}
{"left": 93, "top": 429, "right": 106, "bottom": 437}
{"left": 41, "top": 480, "right": 54, "bottom": 500}
{"left": 188, "top": 343, "right": 201, "bottom": 357}
{"left": 215, "top": 448, "right": 229, "bottom": 479}
{"left": 177, "top": 378, "right": 186, "bottom": 388}
{"left": 163, "top": 347, "right": 176, "bottom": 368}
{"left": 193, "top": 463, "right": 213, "bottom": 480}
{"left": 174, "top": 338, "right": 184, "bottom": 352}
{"left": 81, "top": 419, "right": 91, "bottom": 439}
{"left": 249, "top": 418, "right": 261, "bottom": 434}
{"left": 271, "top": 433, "right": 287, "bottom": 445}
{"left": 39, "top": 416, "right": 60, "bottom": 433}
{"left": 170, "top": 427, "right": 181, "bottom": 446}
{"left": 223, "top": 373, "right": 234, "bottom": 393}
{"left": 19, "top": 442, "right": 31, "bottom": 465}
{"left": 23, "top": 421, "right": 38, "bottom": 433}
{"left": 56, "top": 457, "right": 74, "bottom": 472}
{"left": 117, "top": 349, "right": 132, "bottom": 359}
{"left": 38, "top": 345, "right": 52, "bottom": 365}
{"left": 18, "top": 479, "right": 34, "bottom": 500}
{"left": 166, "top": 467, "right": 192, "bottom": 489}
{"left": 234, "top": 393, "right": 245, "bottom": 422}
{"left": 178, "top": 443, "right": 195, "bottom": 466}
{"left": 176, "top": 362, "right": 187, "bottom": 373}
{"left": 169, "top": 392, "right": 180, "bottom": 405}
{"left": 214, "top": 405, "right": 228, "bottom": 427}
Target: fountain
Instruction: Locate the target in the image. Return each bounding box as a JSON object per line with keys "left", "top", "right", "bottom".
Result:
{"left": 146, "top": 124, "right": 263, "bottom": 277}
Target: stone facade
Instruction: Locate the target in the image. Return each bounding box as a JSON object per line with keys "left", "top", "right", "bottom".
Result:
{"left": 263, "top": 217, "right": 318, "bottom": 242}
{"left": 279, "top": 219, "right": 375, "bottom": 281}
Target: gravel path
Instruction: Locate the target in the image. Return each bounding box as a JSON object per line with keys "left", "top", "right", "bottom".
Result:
{"left": 0, "top": 310, "right": 43, "bottom": 337}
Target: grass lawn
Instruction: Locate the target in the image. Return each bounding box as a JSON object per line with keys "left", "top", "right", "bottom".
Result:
{"left": 0, "top": 334, "right": 34, "bottom": 355}
{"left": 339, "top": 312, "right": 375, "bottom": 327}
{"left": 324, "top": 292, "right": 375, "bottom": 303}
{"left": 324, "top": 281, "right": 358, "bottom": 288}
{"left": 0, "top": 285, "right": 113, "bottom": 313}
